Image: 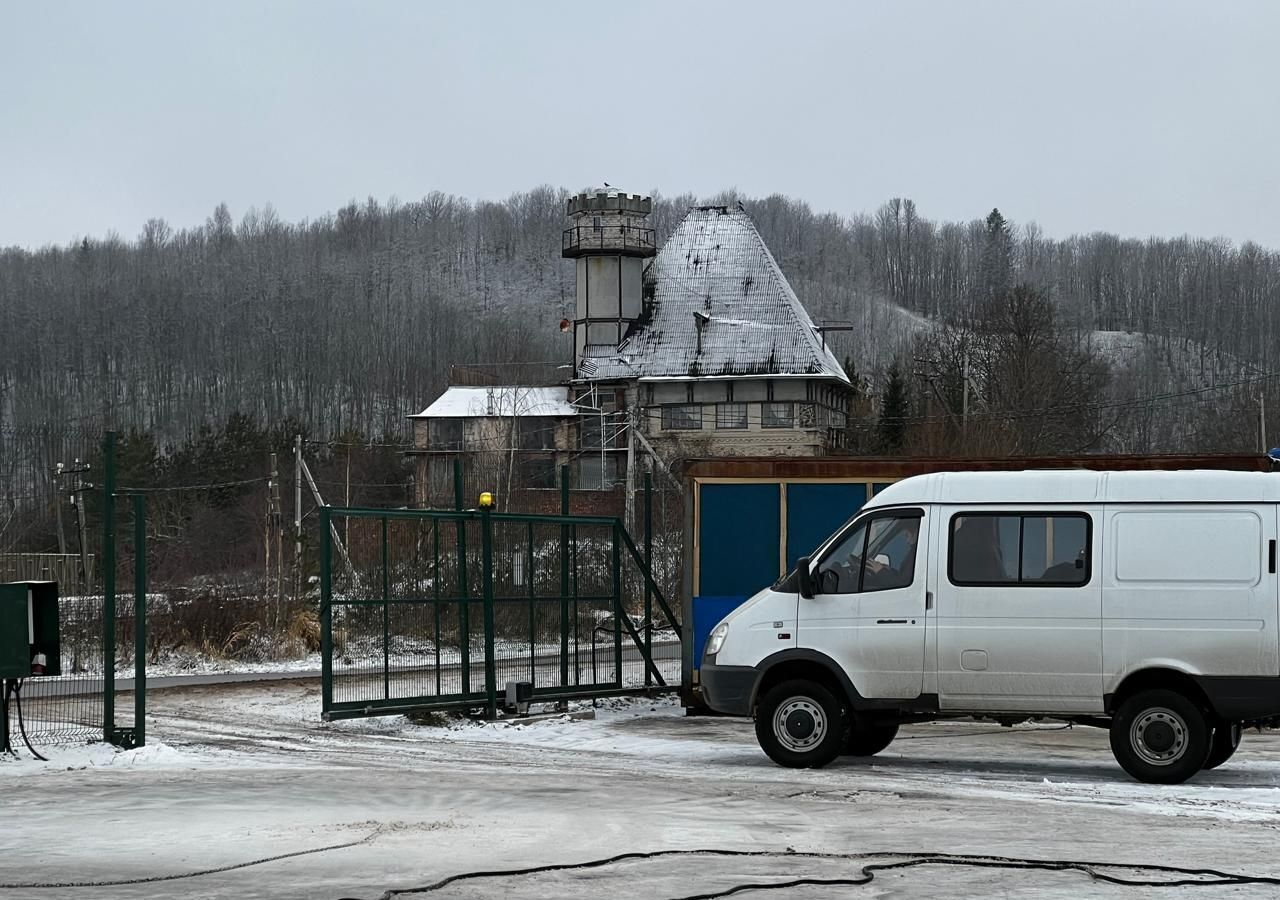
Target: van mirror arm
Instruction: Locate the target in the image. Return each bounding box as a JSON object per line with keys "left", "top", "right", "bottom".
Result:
{"left": 796, "top": 556, "right": 815, "bottom": 598}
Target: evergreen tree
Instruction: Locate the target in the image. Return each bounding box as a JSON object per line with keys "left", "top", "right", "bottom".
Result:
{"left": 878, "top": 361, "right": 909, "bottom": 454}
{"left": 841, "top": 355, "right": 874, "bottom": 452}
{"left": 977, "top": 207, "right": 1013, "bottom": 307}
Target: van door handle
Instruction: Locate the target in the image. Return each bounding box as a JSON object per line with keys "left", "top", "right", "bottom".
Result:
{"left": 876, "top": 619, "right": 909, "bottom": 624}
{"left": 1270, "top": 540, "right": 1276, "bottom": 575}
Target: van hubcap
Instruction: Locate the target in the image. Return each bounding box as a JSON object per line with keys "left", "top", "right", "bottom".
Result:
{"left": 774, "top": 697, "right": 826, "bottom": 752}
{"left": 1132, "top": 708, "right": 1188, "bottom": 766}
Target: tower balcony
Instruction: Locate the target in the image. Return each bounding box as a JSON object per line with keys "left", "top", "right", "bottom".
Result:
{"left": 562, "top": 224, "right": 657, "bottom": 259}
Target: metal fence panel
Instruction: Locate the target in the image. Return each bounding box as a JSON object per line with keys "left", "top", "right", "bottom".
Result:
{"left": 321, "top": 505, "right": 681, "bottom": 720}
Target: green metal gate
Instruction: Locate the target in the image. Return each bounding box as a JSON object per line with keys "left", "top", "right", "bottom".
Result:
{"left": 320, "top": 500, "right": 681, "bottom": 720}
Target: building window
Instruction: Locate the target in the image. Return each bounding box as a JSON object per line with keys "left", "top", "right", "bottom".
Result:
{"left": 662, "top": 404, "right": 702, "bottom": 430}
{"left": 715, "top": 403, "right": 748, "bottom": 430}
{"left": 578, "top": 454, "right": 621, "bottom": 490}
{"left": 430, "top": 419, "right": 464, "bottom": 450}
{"left": 518, "top": 454, "right": 558, "bottom": 489}
{"left": 762, "top": 402, "right": 795, "bottom": 428}
{"left": 581, "top": 414, "right": 623, "bottom": 449}
{"left": 518, "top": 417, "right": 556, "bottom": 450}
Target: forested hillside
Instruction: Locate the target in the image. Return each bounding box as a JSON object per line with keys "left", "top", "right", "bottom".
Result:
{"left": 3, "top": 187, "right": 1279, "bottom": 452}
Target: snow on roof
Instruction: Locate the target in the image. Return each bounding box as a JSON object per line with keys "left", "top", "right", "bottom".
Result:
{"left": 411, "top": 386, "right": 579, "bottom": 419}
{"left": 583, "top": 206, "right": 849, "bottom": 383}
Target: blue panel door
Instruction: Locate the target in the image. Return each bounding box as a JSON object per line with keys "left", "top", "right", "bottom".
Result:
{"left": 785, "top": 482, "right": 868, "bottom": 566}
{"left": 698, "top": 483, "right": 781, "bottom": 597}
{"left": 694, "top": 483, "right": 781, "bottom": 662}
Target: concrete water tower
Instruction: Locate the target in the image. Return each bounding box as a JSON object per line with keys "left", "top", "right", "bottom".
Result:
{"left": 562, "top": 187, "right": 656, "bottom": 375}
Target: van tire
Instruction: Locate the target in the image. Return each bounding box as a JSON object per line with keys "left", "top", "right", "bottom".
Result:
{"left": 1203, "top": 722, "right": 1242, "bottom": 770}
{"left": 844, "top": 722, "right": 899, "bottom": 757}
{"left": 1109, "top": 689, "right": 1211, "bottom": 784}
{"left": 755, "top": 679, "right": 848, "bottom": 769}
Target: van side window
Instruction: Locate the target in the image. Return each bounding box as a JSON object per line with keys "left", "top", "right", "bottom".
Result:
{"left": 949, "top": 513, "right": 1091, "bottom": 587}
{"left": 815, "top": 513, "right": 922, "bottom": 594}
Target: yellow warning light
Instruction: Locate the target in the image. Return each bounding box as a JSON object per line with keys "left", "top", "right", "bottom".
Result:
{"left": 478, "top": 491, "right": 495, "bottom": 509}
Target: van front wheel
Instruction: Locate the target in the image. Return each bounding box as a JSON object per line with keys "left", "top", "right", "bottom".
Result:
{"left": 1109, "top": 689, "right": 1211, "bottom": 784}
{"left": 755, "top": 679, "right": 848, "bottom": 769}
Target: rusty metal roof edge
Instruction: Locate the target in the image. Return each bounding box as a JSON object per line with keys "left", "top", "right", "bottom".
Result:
{"left": 679, "top": 453, "right": 1273, "bottom": 479}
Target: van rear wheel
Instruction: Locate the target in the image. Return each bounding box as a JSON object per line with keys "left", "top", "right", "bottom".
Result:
{"left": 755, "top": 679, "right": 848, "bottom": 769}
{"left": 844, "top": 721, "right": 899, "bottom": 756}
{"left": 1203, "top": 722, "right": 1242, "bottom": 770}
{"left": 1109, "top": 689, "right": 1211, "bottom": 784}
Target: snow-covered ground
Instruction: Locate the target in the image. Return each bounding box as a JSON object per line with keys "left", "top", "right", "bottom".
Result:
{"left": 5, "top": 681, "right": 1280, "bottom": 898}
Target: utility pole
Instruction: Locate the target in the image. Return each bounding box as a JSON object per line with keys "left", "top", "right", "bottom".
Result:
{"left": 52, "top": 463, "right": 67, "bottom": 555}
{"left": 62, "top": 460, "right": 93, "bottom": 593}
{"left": 269, "top": 452, "right": 283, "bottom": 615}
{"left": 294, "top": 435, "right": 303, "bottom": 602}
{"left": 1260, "top": 393, "right": 1267, "bottom": 454}
{"left": 299, "top": 451, "right": 354, "bottom": 575}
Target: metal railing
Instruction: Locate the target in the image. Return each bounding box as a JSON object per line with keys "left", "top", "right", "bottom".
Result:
{"left": 562, "top": 224, "right": 657, "bottom": 258}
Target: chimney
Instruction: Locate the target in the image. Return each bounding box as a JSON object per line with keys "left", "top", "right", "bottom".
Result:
{"left": 694, "top": 310, "right": 710, "bottom": 354}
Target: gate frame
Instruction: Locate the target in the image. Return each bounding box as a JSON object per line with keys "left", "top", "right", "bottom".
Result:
{"left": 319, "top": 491, "right": 681, "bottom": 721}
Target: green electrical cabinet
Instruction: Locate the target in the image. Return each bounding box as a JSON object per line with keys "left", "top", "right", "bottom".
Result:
{"left": 0, "top": 582, "right": 61, "bottom": 679}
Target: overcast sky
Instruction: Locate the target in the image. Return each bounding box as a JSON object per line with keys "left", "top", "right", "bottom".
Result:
{"left": 3, "top": 0, "right": 1278, "bottom": 250}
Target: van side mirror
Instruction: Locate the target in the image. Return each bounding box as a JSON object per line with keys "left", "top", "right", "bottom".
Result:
{"left": 796, "top": 556, "right": 815, "bottom": 598}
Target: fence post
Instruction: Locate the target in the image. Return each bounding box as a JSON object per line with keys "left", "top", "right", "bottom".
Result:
{"left": 480, "top": 504, "right": 497, "bottom": 718}
{"left": 612, "top": 522, "right": 623, "bottom": 689}
{"left": 559, "top": 464, "right": 570, "bottom": 691}
{"left": 132, "top": 494, "right": 147, "bottom": 747}
{"left": 455, "top": 459, "right": 470, "bottom": 696}
{"left": 381, "top": 515, "right": 390, "bottom": 701}
{"left": 319, "top": 505, "right": 333, "bottom": 717}
{"left": 644, "top": 473, "right": 653, "bottom": 690}
{"left": 102, "top": 431, "right": 116, "bottom": 744}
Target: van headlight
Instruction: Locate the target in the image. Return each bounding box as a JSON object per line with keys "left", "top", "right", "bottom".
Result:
{"left": 705, "top": 622, "right": 729, "bottom": 658}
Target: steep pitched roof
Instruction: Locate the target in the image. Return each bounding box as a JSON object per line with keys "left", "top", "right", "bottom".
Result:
{"left": 582, "top": 206, "right": 848, "bottom": 383}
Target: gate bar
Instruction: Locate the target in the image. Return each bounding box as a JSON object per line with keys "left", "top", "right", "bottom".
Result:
{"left": 559, "top": 465, "right": 570, "bottom": 690}
{"left": 480, "top": 506, "right": 497, "bottom": 718}
{"left": 320, "top": 505, "right": 333, "bottom": 713}
{"left": 102, "top": 431, "right": 116, "bottom": 744}
{"left": 133, "top": 493, "right": 147, "bottom": 748}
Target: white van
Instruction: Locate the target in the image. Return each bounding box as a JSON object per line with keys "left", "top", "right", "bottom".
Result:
{"left": 699, "top": 469, "right": 1280, "bottom": 784}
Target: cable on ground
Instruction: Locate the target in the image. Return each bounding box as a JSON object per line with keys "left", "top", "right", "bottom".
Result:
{"left": 10, "top": 680, "right": 48, "bottom": 761}
{"left": 337, "top": 848, "right": 1280, "bottom": 900}
{"left": 0, "top": 829, "right": 381, "bottom": 890}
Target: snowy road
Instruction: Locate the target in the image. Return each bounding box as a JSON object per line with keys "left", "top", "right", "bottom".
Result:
{"left": 5, "top": 681, "right": 1280, "bottom": 898}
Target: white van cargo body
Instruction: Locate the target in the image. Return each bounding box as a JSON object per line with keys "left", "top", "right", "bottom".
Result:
{"left": 699, "top": 469, "right": 1280, "bottom": 783}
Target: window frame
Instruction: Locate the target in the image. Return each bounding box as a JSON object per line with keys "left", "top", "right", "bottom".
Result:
{"left": 947, "top": 510, "right": 1093, "bottom": 588}
{"left": 762, "top": 401, "right": 795, "bottom": 429}
{"left": 715, "top": 402, "right": 748, "bottom": 430}
{"left": 662, "top": 404, "right": 703, "bottom": 431}
{"left": 813, "top": 508, "right": 924, "bottom": 595}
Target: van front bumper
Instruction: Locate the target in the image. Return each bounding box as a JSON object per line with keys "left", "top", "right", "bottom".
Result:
{"left": 699, "top": 662, "right": 757, "bottom": 717}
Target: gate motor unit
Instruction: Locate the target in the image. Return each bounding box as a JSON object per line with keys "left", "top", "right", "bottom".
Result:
{"left": 0, "top": 582, "right": 61, "bottom": 679}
